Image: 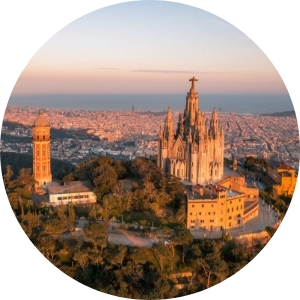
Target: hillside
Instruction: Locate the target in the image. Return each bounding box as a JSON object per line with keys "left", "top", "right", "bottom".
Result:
{"left": 0, "top": 152, "right": 74, "bottom": 180}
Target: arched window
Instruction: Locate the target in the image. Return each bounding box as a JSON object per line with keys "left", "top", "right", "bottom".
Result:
{"left": 43, "top": 135, "right": 45, "bottom": 140}
{"left": 37, "top": 135, "right": 39, "bottom": 140}
{"left": 177, "top": 146, "right": 183, "bottom": 158}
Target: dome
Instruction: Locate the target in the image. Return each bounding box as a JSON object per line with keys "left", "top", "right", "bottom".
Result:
{"left": 33, "top": 109, "right": 50, "bottom": 127}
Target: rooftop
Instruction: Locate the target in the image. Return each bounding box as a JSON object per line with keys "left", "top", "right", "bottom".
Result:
{"left": 223, "top": 166, "right": 243, "bottom": 178}
{"left": 48, "top": 180, "right": 94, "bottom": 195}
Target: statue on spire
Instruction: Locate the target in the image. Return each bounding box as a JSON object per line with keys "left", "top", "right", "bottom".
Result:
{"left": 189, "top": 77, "right": 198, "bottom": 90}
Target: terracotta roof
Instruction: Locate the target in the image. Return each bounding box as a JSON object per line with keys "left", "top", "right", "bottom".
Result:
{"left": 48, "top": 180, "right": 94, "bottom": 195}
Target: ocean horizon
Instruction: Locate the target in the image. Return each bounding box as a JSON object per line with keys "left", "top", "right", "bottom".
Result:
{"left": 7, "top": 93, "right": 294, "bottom": 114}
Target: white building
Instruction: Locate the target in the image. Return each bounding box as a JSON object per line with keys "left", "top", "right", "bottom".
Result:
{"left": 48, "top": 180, "right": 97, "bottom": 205}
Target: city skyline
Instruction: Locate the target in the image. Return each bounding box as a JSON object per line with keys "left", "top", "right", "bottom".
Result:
{"left": 11, "top": 1, "right": 289, "bottom": 97}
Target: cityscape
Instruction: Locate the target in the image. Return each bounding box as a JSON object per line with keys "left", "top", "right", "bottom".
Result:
{"left": 1, "top": 1, "right": 299, "bottom": 299}
{"left": 2, "top": 106, "right": 298, "bottom": 168}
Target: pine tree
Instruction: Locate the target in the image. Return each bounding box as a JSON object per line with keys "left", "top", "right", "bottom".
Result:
{"left": 68, "top": 203, "right": 76, "bottom": 231}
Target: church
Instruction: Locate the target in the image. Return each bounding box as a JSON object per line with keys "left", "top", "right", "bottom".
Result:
{"left": 157, "top": 77, "right": 224, "bottom": 184}
{"left": 32, "top": 109, "right": 97, "bottom": 206}
{"left": 158, "top": 78, "right": 260, "bottom": 230}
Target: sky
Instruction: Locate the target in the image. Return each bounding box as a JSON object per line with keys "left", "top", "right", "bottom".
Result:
{"left": 11, "top": 1, "right": 288, "bottom": 96}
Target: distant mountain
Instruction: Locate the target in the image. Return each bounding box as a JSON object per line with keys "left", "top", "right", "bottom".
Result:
{"left": 261, "top": 111, "right": 296, "bottom": 117}
{"left": 0, "top": 152, "right": 74, "bottom": 180}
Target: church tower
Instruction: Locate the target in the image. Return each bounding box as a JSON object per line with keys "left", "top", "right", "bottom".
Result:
{"left": 158, "top": 77, "right": 224, "bottom": 184}
{"left": 32, "top": 109, "right": 52, "bottom": 187}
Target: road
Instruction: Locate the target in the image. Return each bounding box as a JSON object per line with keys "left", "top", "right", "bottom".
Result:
{"left": 62, "top": 199, "right": 279, "bottom": 245}
{"left": 62, "top": 219, "right": 158, "bottom": 248}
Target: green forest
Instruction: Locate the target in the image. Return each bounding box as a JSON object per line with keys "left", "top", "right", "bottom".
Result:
{"left": 2, "top": 156, "right": 266, "bottom": 298}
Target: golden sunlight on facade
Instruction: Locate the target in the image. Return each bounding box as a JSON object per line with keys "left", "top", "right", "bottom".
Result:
{"left": 32, "top": 110, "right": 97, "bottom": 205}
{"left": 158, "top": 78, "right": 259, "bottom": 230}
{"left": 268, "top": 162, "right": 297, "bottom": 197}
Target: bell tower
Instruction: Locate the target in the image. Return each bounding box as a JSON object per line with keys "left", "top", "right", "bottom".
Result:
{"left": 32, "top": 109, "right": 52, "bottom": 187}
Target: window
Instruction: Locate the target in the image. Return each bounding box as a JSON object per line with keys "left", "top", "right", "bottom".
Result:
{"left": 236, "top": 206, "right": 238, "bottom": 211}
{"left": 239, "top": 199, "right": 241, "bottom": 202}
{"left": 232, "top": 208, "right": 234, "bottom": 212}
{"left": 58, "top": 197, "right": 62, "bottom": 200}
{"left": 227, "top": 209, "right": 229, "bottom": 213}
{"left": 43, "top": 135, "right": 45, "bottom": 140}
{"left": 229, "top": 222, "right": 232, "bottom": 227}
{"left": 199, "top": 212, "right": 201, "bottom": 215}
{"left": 202, "top": 204, "right": 204, "bottom": 208}
{"left": 208, "top": 212, "right": 211, "bottom": 215}
{"left": 238, "top": 220, "right": 241, "bottom": 224}
{"left": 192, "top": 205, "right": 194, "bottom": 208}
{"left": 230, "top": 201, "right": 232, "bottom": 204}
{"left": 190, "top": 213, "right": 192, "bottom": 216}
{"left": 43, "top": 151, "right": 46, "bottom": 156}
{"left": 213, "top": 212, "right": 216, "bottom": 215}
{"left": 241, "top": 205, "right": 243, "bottom": 209}
{"left": 43, "top": 165, "right": 46, "bottom": 172}
{"left": 220, "top": 218, "right": 223, "bottom": 222}
{"left": 211, "top": 204, "right": 214, "bottom": 207}
{"left": 37, "top": 151, "right": 40, "bottom": 157}
{"left": 37, "top": 135, "right": 39, "bottom": 140}
{"left": 37, "top": 166, "right": 40, "bottom": 172}
{"left": 229, "top": 216, "right": 232, "bottom": 220}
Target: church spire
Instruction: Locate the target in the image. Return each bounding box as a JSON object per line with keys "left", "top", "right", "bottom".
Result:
{"left": 189, "top": 77, "right": 198, "bottom": 91}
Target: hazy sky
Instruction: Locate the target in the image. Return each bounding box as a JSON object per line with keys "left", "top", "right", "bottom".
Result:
{"left": 12, "top": 1, "right": 288, "bottom": 95}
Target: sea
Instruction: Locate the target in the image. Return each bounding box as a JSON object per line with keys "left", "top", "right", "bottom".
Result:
{"left": 7, "top": 94, "right": 294, "bottom": 114}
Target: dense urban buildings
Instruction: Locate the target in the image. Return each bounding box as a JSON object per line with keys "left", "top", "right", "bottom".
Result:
{"left": 157, "top": 77, "right": 224, "bottom": 183}
{"left": 2, "top": 106, "right": 298, "bottom": 170}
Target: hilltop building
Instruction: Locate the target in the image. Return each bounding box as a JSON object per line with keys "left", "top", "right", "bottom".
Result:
{"left": 31, "top": 110, "right": 96, "bottom": 205}
{"left": 158, "top": 78, "right": 259, "bottom": 230}
{"left": 157, "top": 77, "right": 224, "bottom": 183}
{"left": 267, "top": 162, "right": 297, "bottom": 197}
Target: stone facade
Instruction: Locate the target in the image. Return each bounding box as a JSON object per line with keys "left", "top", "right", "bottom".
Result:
{"left": 157, "top": 77, "right": 224, "bottom": 184}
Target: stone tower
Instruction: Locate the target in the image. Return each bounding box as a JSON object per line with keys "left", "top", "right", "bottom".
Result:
{"left": 157, "top": 77, "right": 224, "bottom": 184}
{"left": 32, "top": 109, "right": 52, "bottom": 187}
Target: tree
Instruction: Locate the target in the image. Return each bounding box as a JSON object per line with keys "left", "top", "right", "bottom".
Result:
{"left": 43, "top": 217, "right": 66, "bottom": 237}
{"left": 93, "top": 164, "right": 118, "bottom": 200}
{"left": 170, "top": 225, "right": 193, "bottom": 262}
{"left": 152, "top": 242, "right": 172, "bottom": 272}
{"left": 198, "top": 253, "right": 229, "bottom": 288}
{"left": 88, "top": 205, "right": 97, "bottom": 220}
{"left": 62, "top": 173, "right": 75, "bottom": 182}
{"left": 3, "top": 164, "right": 14, "bottom": 190}
{"left": 68, "top": 203, "right": 76, "bottom": 231}
{"left": 104, "top": 245, "right": 127, "bottom": 270}
{"left": 122, "top": 192, "right": 132, "bottom": 211}
{"left": 113, "top": 160, "right": 127, "bottom": 179}
{"left": 36, "top": 235, "right": 57, "bottom": 261}
{"left": 73, "top": 250, "right": 90, "bottom": 271}
{"left": 17, "top": 168, "right": 34, "bottom": 187}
